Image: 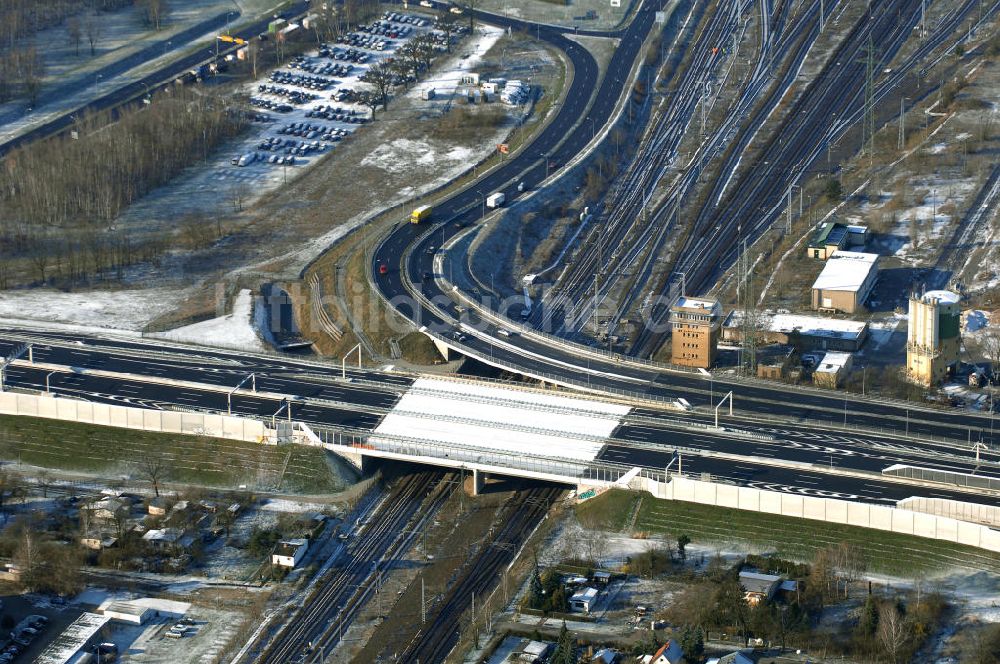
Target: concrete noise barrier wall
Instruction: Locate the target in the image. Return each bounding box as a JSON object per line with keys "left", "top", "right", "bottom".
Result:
{"left": 627, "top": 475, "right": 1000, "bottom": 554}
{"left": 0, "top": 392, "right": 267, "bottom": 443}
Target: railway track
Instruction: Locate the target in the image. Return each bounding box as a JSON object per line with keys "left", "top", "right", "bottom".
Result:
{"left": 252, "top": 470, "right": 452, "bottom": 664}
{"left": 632, "top": 0, "right": 993, "bottom": 355}
{"left": 400, "top": 485, "right": 562, "bottom": 663}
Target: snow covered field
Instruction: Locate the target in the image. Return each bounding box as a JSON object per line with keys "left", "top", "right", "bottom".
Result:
{"left": 149, "top": 289, "right": 264, "bottom": 350}
{"left": 0, "top": 287, "right": 192, "bottom": 333}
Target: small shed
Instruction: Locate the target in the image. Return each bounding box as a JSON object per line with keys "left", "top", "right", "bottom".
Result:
{"left": 569, "top": 586, "right": 598, "bottom": 613}
{"left": 518, "top": 640, "right": 550, "bottom": 663}
{"left": 813, "top": 351, "right": 853, "bottom": 388}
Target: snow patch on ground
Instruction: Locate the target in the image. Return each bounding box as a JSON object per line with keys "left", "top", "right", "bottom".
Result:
{"left": 149, "top": 289, "right": 264, "bottom": 351}
{"left": 882, "top": 178, "right": 977, "bottom": 263}
{"left": 964, "top": 309, "right": 990, "bottom": 334}
{"left": 0, "top": 287, "right": 191, "bottom": 331}
{"left": 259, "top": 498, "right": 334, "bottom": 513}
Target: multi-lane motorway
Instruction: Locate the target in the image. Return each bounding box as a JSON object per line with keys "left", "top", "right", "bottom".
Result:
{"left": 2, "top": 329, "right": 999, "bottom": 511}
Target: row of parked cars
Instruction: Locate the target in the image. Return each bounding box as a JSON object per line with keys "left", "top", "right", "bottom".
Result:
{"left": 324, "top": 46, "right": 373, "bottom": 63}
{"left": 337, "top": 31, "right": 395, "bottom": 51}
{"left": 289, "top": 56, "right": 353, "bottom": 77}
{"left": 382, "top": 11, "right": 431, "bottom": 27}
{"left": 250, "top": 97, "right": 294, "bottom": 113}
{"left": 277, "top": 122, "right": 351, "bottom": 141}
{"left": 269, "top": 70, "right": 336, "bottom": 91}
{"left": 361, "top": 19, "right": 417, "bottom": 40}
{"left": 2, "top": 614, "right": 48, "bottom": 662}
{"left": 255, "top": 84, "right": 321, "bottom": 105}
{"left": 304, "top": 105, "right": 366, "bottom": 123}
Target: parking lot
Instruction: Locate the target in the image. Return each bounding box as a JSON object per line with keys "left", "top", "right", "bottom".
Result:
{"left": 228, "top": 11, "right": 442, "bottom": 175}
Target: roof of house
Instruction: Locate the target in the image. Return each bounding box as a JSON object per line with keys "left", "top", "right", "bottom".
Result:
{"left": 652, "top": 640, "right": 683, "bottom": 664}
{"left": 571, "top": 587, "right": 599, "bottom": 602}
{"left": 739, "top": 571, "right": 782, "bottom": 594}
{"left": 593, "top": 648, "right": 619, "bottom": 663}
{"left": 275, "top": 539, "right": 308, "bottom": 556}
{"left": 815, "top": 351, "right": 852, "bottom": 374}
{"left": 809, "top": 222, "right": 848, "bottom": 248}
{"left": 142, "top": 528, "right": 182, "bottom": 543}
{"left": 707, "top": 652, "right": 754, "bottom": 664}
{"left": 523, "top": 641, "right": 550, "bottom": 656}
{"left": 812, "top": 251, "right": 879, "bottom": 292}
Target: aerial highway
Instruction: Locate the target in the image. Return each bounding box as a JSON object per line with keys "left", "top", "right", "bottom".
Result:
{"left": 0, "top": 2, "right": 311, "bottom": 156}
{"left": 2, "top": 329, "right": 999, "bottom": 512}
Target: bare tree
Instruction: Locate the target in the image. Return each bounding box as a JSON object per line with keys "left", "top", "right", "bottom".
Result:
{"left": 247, "top": 38, "right": 261, "bottom": 80}
{"left": 20, "top": 45, "right": 43, "bottom": 105}
{"left": 84, "top": 14, "right": 101, "bottom": 57}
{"left": 140, "top": 0, "right": 168, "bottom": 31}
{"left": 833, "top": 542, "right": 867, "bottom": 598}
{"left": 437, "top": 10, "right": 459, "bottom": 53}
{"left": 67, "top": 17, "right": 82, "bottom": 57}
{"left": 360, "top": 60, "right": 394, "bottom": 111}
{"left": 877, "top": 603, "right": 909, "bottom": 664}
{"left": 980, "top": 331, "right": 1000, "bottom": 374}
{"left": 136, "top": 453, "right": 171, "bottom": 497}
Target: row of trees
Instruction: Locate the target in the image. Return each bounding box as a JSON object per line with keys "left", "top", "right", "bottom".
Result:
{"left": 0, "top": 88, "right": 248, "bottom": 285}
{"left": 358, "top": 12, "right": 464, "bottom": 112}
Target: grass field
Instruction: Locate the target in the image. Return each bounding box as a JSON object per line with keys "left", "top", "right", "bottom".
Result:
{"left": 577, "top": 489, "right": 1000, "bottom": 576}
{"left": 0, "top": 415, "right": 345, "bottom": 494}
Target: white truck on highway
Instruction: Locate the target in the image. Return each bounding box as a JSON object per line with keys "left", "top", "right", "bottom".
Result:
{"left": 486, "top": 192, "right": 505, "bottom": 208}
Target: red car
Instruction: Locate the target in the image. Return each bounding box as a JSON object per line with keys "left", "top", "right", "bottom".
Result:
{"left": 378, "top": 263, "right": 388, "bottom": 275}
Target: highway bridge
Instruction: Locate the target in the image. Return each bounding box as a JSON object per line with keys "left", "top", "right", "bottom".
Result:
{"left": 2, "top": 329, "right": 999, "bottom": 517}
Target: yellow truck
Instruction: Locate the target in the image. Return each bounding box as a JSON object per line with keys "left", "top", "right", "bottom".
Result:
{"left": 410, "top": 205, "right": 432, "bottom": 224}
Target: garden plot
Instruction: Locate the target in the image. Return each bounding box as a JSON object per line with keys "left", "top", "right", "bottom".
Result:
{"left": 116, "top": 13, "right": 438, "bottom": 236}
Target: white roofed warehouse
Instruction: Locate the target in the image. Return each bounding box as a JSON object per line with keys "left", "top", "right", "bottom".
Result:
{"left": 811, "top": 251, "right": 879, "bottom": 314}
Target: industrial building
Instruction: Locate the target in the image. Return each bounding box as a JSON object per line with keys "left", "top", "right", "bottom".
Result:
{"left": 670, "top": 296, "right": 723, "bottom": 368}
{"left": 906, "top": 290, "right": 962, "bottom": 386}
{"left": 806, "top": 221, "right": 869, "bottom": 259}
{"left": 811, "top": 251, "right": 879, "bottom": 314}
{"left": 722, "top": 311, "right": 868, "bottom": 351}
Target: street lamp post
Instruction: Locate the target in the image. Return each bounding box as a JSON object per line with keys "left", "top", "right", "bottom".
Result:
{"left": 45, "top": 371, "right": 56, "bottom": 394}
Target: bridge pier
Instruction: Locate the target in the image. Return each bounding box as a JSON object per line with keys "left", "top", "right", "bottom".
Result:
{"left": 471, "top": 468, "right": 486, "bottom": 496}
{"left": 429, "top": 336, "right": 455, "bottom": 362}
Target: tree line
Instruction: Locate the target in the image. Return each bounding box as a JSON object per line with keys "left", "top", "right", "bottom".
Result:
{"left": 0, "top": 87, "right": 249, "bottom": 286}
